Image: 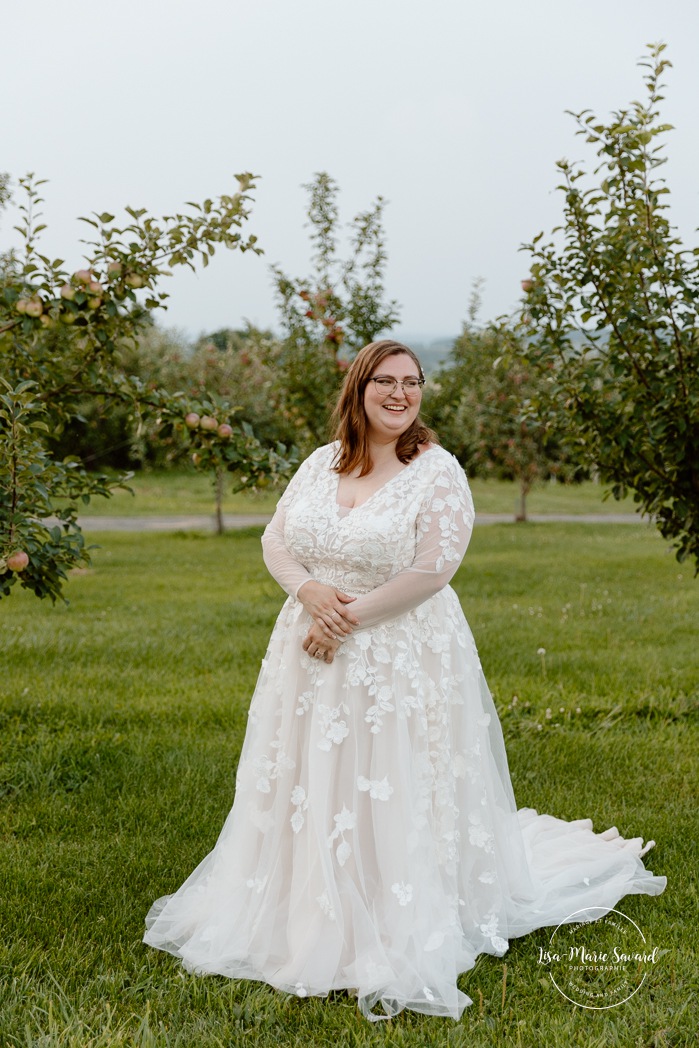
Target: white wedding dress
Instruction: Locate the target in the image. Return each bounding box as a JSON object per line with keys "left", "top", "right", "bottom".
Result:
{"left": 144, "top": 443, "right": 666, "bottom": 1020}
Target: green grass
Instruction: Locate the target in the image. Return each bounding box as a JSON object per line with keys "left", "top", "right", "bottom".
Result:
{"left": 1, "top": 525, "right": 696, "bottom": 1047}
{"left": 73, "top": 469, "right": 282, "bottom": 516}
{"left": 467, "top": 478, "right": 637, "bottom": 517}
{"left": 75, "top": 469, "right": 638, "bottom": 518}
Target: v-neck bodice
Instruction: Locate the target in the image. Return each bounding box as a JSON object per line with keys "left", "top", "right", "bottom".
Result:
{"left": 334, "top": 447, "right": 441, "bottom": 515}
{"left": 280, "top": 443, "right": 464, "bottom": 596}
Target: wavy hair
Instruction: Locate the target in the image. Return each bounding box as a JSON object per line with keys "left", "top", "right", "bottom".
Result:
{"left": 330, "top": 340, "right": 439, "bottom": 476}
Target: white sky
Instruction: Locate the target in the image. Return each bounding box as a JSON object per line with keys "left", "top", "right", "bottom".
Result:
{"left": 2, "top": 0, "right": 698, "bottom": 343}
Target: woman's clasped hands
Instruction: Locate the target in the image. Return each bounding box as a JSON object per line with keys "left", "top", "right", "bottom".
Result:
{"left": 298, "top": 581, "right": 359, "bottom": 664}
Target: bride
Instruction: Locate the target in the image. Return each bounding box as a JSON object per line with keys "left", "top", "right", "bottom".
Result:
{"left": 144, "top": 339, "right": 666, "bottom": 1021}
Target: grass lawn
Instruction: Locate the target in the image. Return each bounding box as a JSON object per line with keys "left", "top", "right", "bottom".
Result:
{"left": 75, "top": 468, "right": 639, "bottom": 518}
{"left": 0, "top": 524, "right": 696, "bottom": 1046}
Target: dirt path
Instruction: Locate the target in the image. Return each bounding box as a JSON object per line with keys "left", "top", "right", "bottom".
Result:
{"left": 71, "top": 512, "right": 648, "bottom": 532}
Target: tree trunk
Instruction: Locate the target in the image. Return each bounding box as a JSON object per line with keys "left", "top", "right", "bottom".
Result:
{"left": 516, "top": 477, "right": 529, "bottom": 522}
{"left": 215, "top": 467, "right": 225, "bottom": 535}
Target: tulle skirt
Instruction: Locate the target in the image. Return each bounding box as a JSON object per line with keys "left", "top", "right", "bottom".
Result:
{"left": 144, "top": 590, "right": 666, "bottom": 1020}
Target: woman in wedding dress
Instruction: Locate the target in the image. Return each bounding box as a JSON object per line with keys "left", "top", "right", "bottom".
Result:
{"left": 144, "top": 340, "right": 666, "bottom": 1021}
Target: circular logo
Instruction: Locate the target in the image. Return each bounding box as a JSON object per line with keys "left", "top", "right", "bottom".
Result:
{"left": 538, "top": 907, "right": 661, "bottom": 1010}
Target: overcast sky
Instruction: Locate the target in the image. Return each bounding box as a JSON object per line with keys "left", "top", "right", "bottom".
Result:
{"left": 3, "top": 0, "right": 698, "bottom": 344}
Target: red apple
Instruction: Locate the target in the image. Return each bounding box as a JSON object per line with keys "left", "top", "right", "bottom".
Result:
{"left": 6, "top": 550, "right": 29, "bottom": 572}
{"left": 60, "top": 283, "right": 76, "bottom": 301}
{"left": 217, "top": 423, "right": 233, "bottom": 438}
{"left": 88, "top": 280, "right": 104, "bottom": 295}
{"left": 74, "top": 269, "right": 93, "bottom": 285}
{"left": 88, "top": 296, "right": 102, "bottom": 310}
{"left": 184, "top": 412, "right": 200, "bottom": 429}
{"left": 24, "top": 297, "right": 44, "bottom": 318}
{"left": 107, "top": 261, "right": 123, "bottom": 278}
{"left": 125, "top": 273, "right": 145, "bottom": 289}
{"left": 521, "top": 278, "right": 535, "bottom": 293}
{"left": 199, "top": 415, "right": 218, "bottom": 432}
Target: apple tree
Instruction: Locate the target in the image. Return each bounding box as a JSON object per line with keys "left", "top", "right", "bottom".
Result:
{"left": 186, "top": 326, "right": 295, "bottom": 449}
{"left": 271, "top": 172, "right": 400, "bottom": 450}
{"left": 157, "top": 397, "right": 296, "bottom": 535}
{"left": 425, "top": 286, "right": 585, "bottom": 520}
{"left": 0, "top": 172, "right": 291, "bottom": 602}
{"left": 520, "top": 44, "right": 699, "bottom": 568}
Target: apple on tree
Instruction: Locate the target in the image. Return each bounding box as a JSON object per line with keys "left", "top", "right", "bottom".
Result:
{"left": 6, "top": 550, "right": 29, "bottom": 572}
{"left": 16, "top": 297, "right": 43, "bottom": 317}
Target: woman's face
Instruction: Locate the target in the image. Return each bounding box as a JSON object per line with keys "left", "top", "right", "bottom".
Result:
{"left": 363, "top": 353, "right": 423, "bottom": 443}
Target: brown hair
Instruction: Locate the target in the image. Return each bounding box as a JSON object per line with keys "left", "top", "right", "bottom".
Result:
{"left": 330, "top": 340, "right": 439, "bottom": 476}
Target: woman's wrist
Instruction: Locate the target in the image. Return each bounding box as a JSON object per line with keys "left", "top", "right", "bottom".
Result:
{"left": 295, "top": 579, "right": 315, "bottom": 600}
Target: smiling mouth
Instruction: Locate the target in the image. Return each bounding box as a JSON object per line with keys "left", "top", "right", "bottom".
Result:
{"left": 382, "top": 404, "right": 407, "bottom": 412}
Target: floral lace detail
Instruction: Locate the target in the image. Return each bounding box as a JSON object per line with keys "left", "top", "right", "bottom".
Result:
{"left": 317, "top": 703, "right": 350, "bottom": 750}
{"left": 327, "top": 806, "right": 356, "bottom": 866}
{"left": 290, "top": 785, "right": 308, "bottom": 833}
{"left": 364, "top": 686, "right": 395, "bottom": 734}
{"left": 391, "top": 881, "right": 413, "bottom": 906}
{"left": 246, "top": 875, "right": 267, "bottom": 893}
{"left": 357, "top": 775, "right": 393, "bottom": 800}
{"left": 316, "top": 891, "right": 336, "bottom": 922}
{"left": 468, "top": 813, "right": 495, "bottom": 853}
{"left": 295, "top": 691, "right": 313, "bottom": 716}
{"left": 249, "top": 751, "right": 295, "bottom": 794}
{"left": 479, "top": 913, "right": 509, "bottom": 953}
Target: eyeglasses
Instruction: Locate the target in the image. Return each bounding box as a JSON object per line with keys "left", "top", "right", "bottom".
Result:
{"left": 369, "top": 376, "right": 424, "bottom": 397}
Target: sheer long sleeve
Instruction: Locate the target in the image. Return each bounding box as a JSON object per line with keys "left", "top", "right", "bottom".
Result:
{"left": 261, "top": 450, "right": 321, "bottom": 598}
{"left": 349, "top": 455, "right": 474, "bottom": 631}
{"left": 261, "top": 500, "right": 314, "bottom": 598}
